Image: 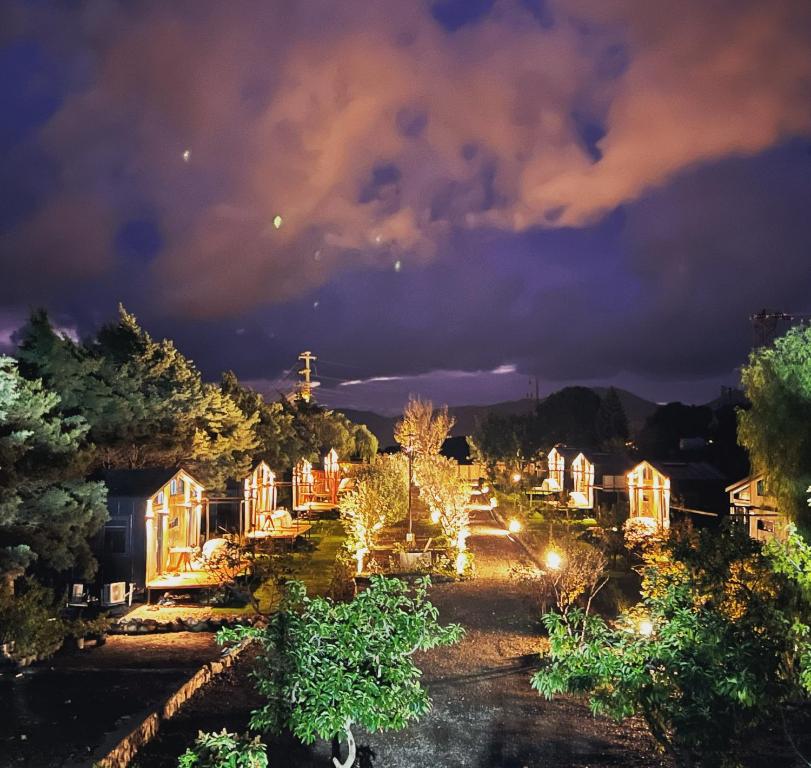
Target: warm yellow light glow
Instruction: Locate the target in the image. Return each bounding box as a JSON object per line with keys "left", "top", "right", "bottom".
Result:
{"left": 273, "top": 214, "right": 283, "bottom": 229}
{"left": 511, "top": 472, "right": 522, "bottom": 483}
{"left": 489, "top": 496, "right": 498, "bottom": 508}
{"left": 456, "top": 528, "right": 470, "bottom": 551}
{"left": 638, "top": 618, "right": 654, "bottom": 637}
{"left": 356, "top": 548, "right": 368, "bottom": 575}
{"left": 430, "top": 509, "right": 441, "bottom": 524}
{"left": 508, "top": 518, "right": 522, "bottom": 534}
{"left": 545, "top": 550, "right": 562, "bottom": 571}
{"left": 455, "top": 551, "right": 467, "bottom": 574}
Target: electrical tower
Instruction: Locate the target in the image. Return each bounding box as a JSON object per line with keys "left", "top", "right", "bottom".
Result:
{"left": 297, "top": 351, "right": 318, "bottom": 403}
{"left": 750, "top": 309, "right": 811, "bottom": 348}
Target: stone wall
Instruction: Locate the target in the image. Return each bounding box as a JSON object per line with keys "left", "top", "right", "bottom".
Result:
{"left": 93, "top": 638, "right": 252, "bottom": 768}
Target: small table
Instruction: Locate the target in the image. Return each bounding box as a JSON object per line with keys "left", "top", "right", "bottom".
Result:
{"left": 168, "top": 546, "right": 194, "bottom": 572}
{"left": 271, "top": 509, "right": 293, "bottom": 528}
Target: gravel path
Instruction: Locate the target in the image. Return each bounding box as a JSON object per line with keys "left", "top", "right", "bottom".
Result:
{"left": 337, "top": 508, "right": 668, "bottom": 768}
{"left": 135, "top": 508, "right": 668, "bottom": 767}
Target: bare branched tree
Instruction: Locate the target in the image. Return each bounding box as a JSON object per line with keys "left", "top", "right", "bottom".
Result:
{"left": 394, "top": 396, "right": 454, "bottom": 459}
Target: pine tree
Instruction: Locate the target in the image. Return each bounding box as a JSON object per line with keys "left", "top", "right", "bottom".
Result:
{"left": 16, "top": 309, "right": 150, "bottom": 467}
{"left": 595, "top": 387, "right": 630, "bottom": 448}
{"left": 221, "top": 370, "right": 300, "bottom": 472}
{"left": 0, "top": 356, "right": 107, "bottom": 583}
{"left": 188, "top": 383, "right": 259, "bottom": 490}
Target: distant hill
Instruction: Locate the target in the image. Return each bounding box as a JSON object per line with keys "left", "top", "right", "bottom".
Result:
{"left": 704, "top": 387, "right": 748, "bottom": 411}
{"left": 338, "top": 387, "right": 658, "bottom": 448}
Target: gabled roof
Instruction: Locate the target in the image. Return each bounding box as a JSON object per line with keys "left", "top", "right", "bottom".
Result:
{"left": 590, "top": 452, "right": 636, "bottom": 476}
{"left": 725, "top": 472, "right": 765, "bottom": 493}
{"left": 647, "top": 461, "right": 726, "bottom": 482}
{"left": 98, "top": 467, "right": 203, "bottom": 498}
{"left": 551, "top": 448, "right": 634, "bottom": 477}
{"left": 248, "top": 460, "right": 274, "bottom": 477}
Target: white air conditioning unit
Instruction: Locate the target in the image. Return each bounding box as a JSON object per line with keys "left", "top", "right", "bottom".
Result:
{"left": 102, "top": 581, "right": 127, "bottom": 607}
{"left": 68, "top": 583, "right": 88, "bottom": 607}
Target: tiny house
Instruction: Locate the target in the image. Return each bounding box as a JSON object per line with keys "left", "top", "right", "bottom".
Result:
{"left": 293, "top": 449, "right": 343, "bottom": 513}
{"left": 96, "top": 468, "right": 207, "bottom": 591}
{"left": 628, "top": 460, "right": 727, "bottom": 530}
{"left": 570, "top": 452, "right": 595, "bottom": 509}
{"left": 627, "top": 461, "right": 671, "bottom": 529}
{"left": 243, "top": 461, "right": 278, "bottom": 535}
{"left": 726, "top": 473, "right": 786, "bottom": 542}
{"left": 543, "top": 447, "right": 565, "bottom": 493}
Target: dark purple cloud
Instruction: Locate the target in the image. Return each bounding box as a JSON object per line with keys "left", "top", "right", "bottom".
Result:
{"left": 1, "top": 0, "right": 810, "bottom": 410}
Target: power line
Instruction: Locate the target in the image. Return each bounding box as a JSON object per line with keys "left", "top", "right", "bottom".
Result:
{"left": 750, "top": 309, "right": 811, "bottom": 348}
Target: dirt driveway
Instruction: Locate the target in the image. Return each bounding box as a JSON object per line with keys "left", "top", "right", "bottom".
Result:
{"left": 0, "top": 633, "right": 219, "bottom": 768}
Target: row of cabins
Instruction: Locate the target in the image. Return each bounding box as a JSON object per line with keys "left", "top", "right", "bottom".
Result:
{"left": 532, "top": 447, "right": 783, "bottom": 539}
{"left": 93, "top": 450, "right": 354, "bottom": 602}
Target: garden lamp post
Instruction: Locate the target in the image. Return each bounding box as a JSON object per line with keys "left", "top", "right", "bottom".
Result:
{"left": 405, "top": 432, "right": 415, "bottom": 545}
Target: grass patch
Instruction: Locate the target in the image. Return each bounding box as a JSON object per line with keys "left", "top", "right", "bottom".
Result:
{"left": 295, "top": 519, "right": 346, "bottom": 596}
{"left": 253, "top": 519, "right": 347, "bottom": 613}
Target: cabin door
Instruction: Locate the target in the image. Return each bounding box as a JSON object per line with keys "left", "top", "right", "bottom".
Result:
{"left": 156, "top": 513, "right": 165, "bottom": 574}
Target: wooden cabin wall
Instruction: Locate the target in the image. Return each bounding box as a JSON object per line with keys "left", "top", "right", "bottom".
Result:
{"left": 97, "top": 497, "right": 148, "bottom": 589}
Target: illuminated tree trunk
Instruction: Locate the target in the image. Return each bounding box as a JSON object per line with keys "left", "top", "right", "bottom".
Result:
{"left": 332, "top": 720, "right": 356, "bottom": 768}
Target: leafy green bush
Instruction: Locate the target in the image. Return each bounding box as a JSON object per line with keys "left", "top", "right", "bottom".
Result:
{"left": 178, "top": 730, "right": 268, "bottom": 768}
{"left": 218, "top": 576, "right": 463, "bottom": 768}
{"left": 532, "top": 525, "right": 811, "bottom": 768}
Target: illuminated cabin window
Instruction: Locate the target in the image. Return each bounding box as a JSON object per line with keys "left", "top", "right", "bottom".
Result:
{"left": 756, "top": 479, "right": 765, "bottom": 497}
{"left": 170, "top": 478, "right": 185, "bottom": 496}
{"left": 156, "top": 491, "right": 165, "bottom": 506}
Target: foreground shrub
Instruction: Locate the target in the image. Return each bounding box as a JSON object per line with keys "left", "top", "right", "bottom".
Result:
{"left": 178, "top": 730, "right": 268, "bottom": 768}
{"left": 219, "top": 575, "right": 463, "bottom": 768}
{"left": 532, "top": 525, "right": 811, "bottom": 768}
{"left": 0, "top": 578, "right": 67, "bottom": 662}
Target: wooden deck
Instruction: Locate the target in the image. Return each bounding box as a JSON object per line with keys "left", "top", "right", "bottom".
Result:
{"left": 146, "top": 569, "right": 223, "bottom": 590}
{"left": 245, "top": 522, "right": 313, "bottom": 549}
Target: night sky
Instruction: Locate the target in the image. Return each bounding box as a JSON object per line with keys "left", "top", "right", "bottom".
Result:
{"left": 1, "top": 1, "right": 810, "bottom": 414}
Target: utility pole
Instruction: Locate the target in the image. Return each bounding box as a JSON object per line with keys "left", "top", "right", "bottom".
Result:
{"left": 750, "top": 309, "right": 811, "bottom": 348}
{"left": 297, "top": 351, "right": 318, "bottom": 403}
{"left": 405, "top": 432, "right": 415, "bottom": 546}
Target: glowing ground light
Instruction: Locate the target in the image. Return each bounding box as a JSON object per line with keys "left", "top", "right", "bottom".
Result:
{"left": 545, "top": 550, "right": 562, "bottom": 571}
{"left": 430, "top": 509, "right": 441, "bottom": 524}
{"left": 511, "top": 472, "right": 522, "bottom": 483}
{"left": 455, "top": 551, "right": 467, "bottom": 574}
{"left": 273, "top": 215, "right": 283, "bottom": 229}
{"left": 638, "top": 618, "right": 654, "bottom": 637}
{"left": 508, "top": 518, "right": 522, "bottom": 534}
